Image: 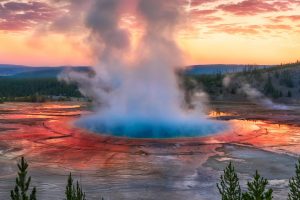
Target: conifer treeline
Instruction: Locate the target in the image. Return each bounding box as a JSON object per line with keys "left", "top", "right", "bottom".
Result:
{"left": 218, "top": 161, "right": 300, "bottom": 200}
{"left": 0, "top": 78, "right": 81, "bottom": 101}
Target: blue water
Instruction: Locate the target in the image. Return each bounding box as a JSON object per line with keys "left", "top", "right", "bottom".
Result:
{"left": 77, "top": 115, "right": 227, "bottom": 139}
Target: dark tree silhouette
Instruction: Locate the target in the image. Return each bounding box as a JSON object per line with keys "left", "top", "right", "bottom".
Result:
{"left": 288, "top": 159, "right": 300, "bottom": 200}
{"left": 10, "top": 157, "right": 37, "bottom": 200}
{"left": 242, "top": 171, "right": 273, "bottom": 200}
{"left": 217, "top": 162, "right": 242, "bottom": 200}
{"left": 65, "top": 173, "right": 86, "bottom": 200}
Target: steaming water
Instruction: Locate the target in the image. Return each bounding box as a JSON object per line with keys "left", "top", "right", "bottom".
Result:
{"left": 77, "top": 112, "right": 226, "bottom": 138}
{"left": 60, "top": 0, "right": 227, "bottom": 138}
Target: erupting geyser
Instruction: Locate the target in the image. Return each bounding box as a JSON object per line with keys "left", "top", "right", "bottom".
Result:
{"left": 59, "top": 0, "right": 227, "bottom": 138}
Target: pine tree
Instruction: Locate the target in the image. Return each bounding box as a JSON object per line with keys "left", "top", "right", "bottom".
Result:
{"left": 242, "top": 171, "right": 273, "bottom": 200}
{"left": 65, "top": 173, "right": 73, "bottom": 200}
{"left": 10, "top": 157, "right": 37, "bottom": 200}
{"left": 65, "top": 173, "right": 86, "bottom": 200}
{"left": 217, "top": 162, "right": 242, "bottom": 200}
{"left": 288, "top": 159, "right": 300, "bottom": 200}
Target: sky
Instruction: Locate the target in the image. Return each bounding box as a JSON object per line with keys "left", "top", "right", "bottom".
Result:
{"left": 0, "top": 0, "right": 300, "bottom": 66}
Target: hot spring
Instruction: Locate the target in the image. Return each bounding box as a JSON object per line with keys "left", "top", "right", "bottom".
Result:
{"left": 59, "top": 0, "right": 228, "bottom": 138}
{"left": 75, "top": 111, "right": 227, "bottom": 139}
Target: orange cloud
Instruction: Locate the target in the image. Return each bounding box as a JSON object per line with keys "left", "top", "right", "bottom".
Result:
{"left": 273, "top": 15, "right": 300, "bottom": 22}
{"left": 207, "top": 24, "right": 260, "bottom": 35}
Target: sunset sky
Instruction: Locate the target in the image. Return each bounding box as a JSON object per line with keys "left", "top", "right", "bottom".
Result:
{"left": 0, "top": 0, "right": 300, "bottom": 66}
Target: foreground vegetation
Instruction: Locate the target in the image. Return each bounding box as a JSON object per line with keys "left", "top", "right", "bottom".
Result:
{"left": 217, "top": 160, "right": 300, "bottom": 200}
{"left": 8, "top": 157, "right": 300, "bottom": 199}
{"left": 10, "top": 157, "right": 93, "bottom": 200}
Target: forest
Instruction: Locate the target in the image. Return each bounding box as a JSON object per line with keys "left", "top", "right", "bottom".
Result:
{"left": 0, "top": 61, "right": 299, "bottom": 103}
{"left": 0, "top": 78, "right": 81, "bottom": 102}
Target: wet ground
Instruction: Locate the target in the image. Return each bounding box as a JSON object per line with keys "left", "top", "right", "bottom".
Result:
{"left": 0, "top": 102, "right": 300, "bottom": 199}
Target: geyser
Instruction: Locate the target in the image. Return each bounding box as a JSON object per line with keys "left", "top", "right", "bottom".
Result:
{"left": 59, "top": 0, "right": 227, "bottom": 138}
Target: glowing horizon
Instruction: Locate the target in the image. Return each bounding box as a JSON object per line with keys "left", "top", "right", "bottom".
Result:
{"left": 0, "top": 0, "right": 300, "bottom": 66}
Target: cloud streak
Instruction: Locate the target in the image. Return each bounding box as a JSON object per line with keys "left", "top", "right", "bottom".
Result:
{"left": 218, "top": 0, "right": 291, "bottom": 16}
{"left": 0, "top": 1, "right": 60, "bottom": 31}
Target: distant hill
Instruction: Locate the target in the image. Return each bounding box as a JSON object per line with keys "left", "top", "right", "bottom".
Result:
{"left": 0, "top": 64, "right": 91, "bottom": 78}
{"left": 185, "top": 64, "right": 274, "bottom": 75}
{"left": 183, "top": 62, "right": 300, "bottom": 104}
{"left": 0, "top": 64, "right": 36, "bottom": 76}
{"left": 0, "top": 64, "right": 275, "bottom": 78}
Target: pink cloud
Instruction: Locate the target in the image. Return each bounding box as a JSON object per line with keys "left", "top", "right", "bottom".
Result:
{"left": 264, "top": 24, "right": 292, "bottom": 30}
{"left": 218, "top": 0, "right": 291, "bottom": 16}
{"left": 190, "top": 0, "right": 219, "bottom": 7}
{"left": 272, "top": 15, "right": 300, "bottom": 22}
{"left": 207, "top": 24, "right": 261, "bottom": 35}
{"left": 3, "top": 1, "right": 53, "bottom": 12}
{"left": 290, "top": 0, "right": 300, "bottom": 5}
{"left": 191, "top": 9, "right": 218, "bottom": 15}
{"left": 206, "top": 23, "right": 293, "bottom": 35}
{"left": 188, "top": 9, "right": 221, "bottom": 23}
{"left": 194, "top": 16, "right": 222, "bottom": 24}
{"left": 0, "top": 1, "right": 61, "bottom": 31}
{"left": 0, "top": 20, "right": 31, "bottom": 31}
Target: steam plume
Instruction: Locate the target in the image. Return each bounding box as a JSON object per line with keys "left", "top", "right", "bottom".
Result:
{"left": 223, "top": 75, "right": 292, "bottom": 110}
{"left": 241, "top": 83, "right": 292, "bottom": 110}
{"left": 59, "top": 0, "right": 226, "bottom": 138}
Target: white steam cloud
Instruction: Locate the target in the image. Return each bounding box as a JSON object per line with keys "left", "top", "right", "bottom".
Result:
{"left": 59, "top": 0, "right": 226, "bottom": 138}
{"left": 222, "top": 75, "right": 232, "bottom": 88}
{"left": 223, "top": 75, "right": 292, "bottom": 111}
{"left": 241, "top": 83, "right": 292, "bottom": 110}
